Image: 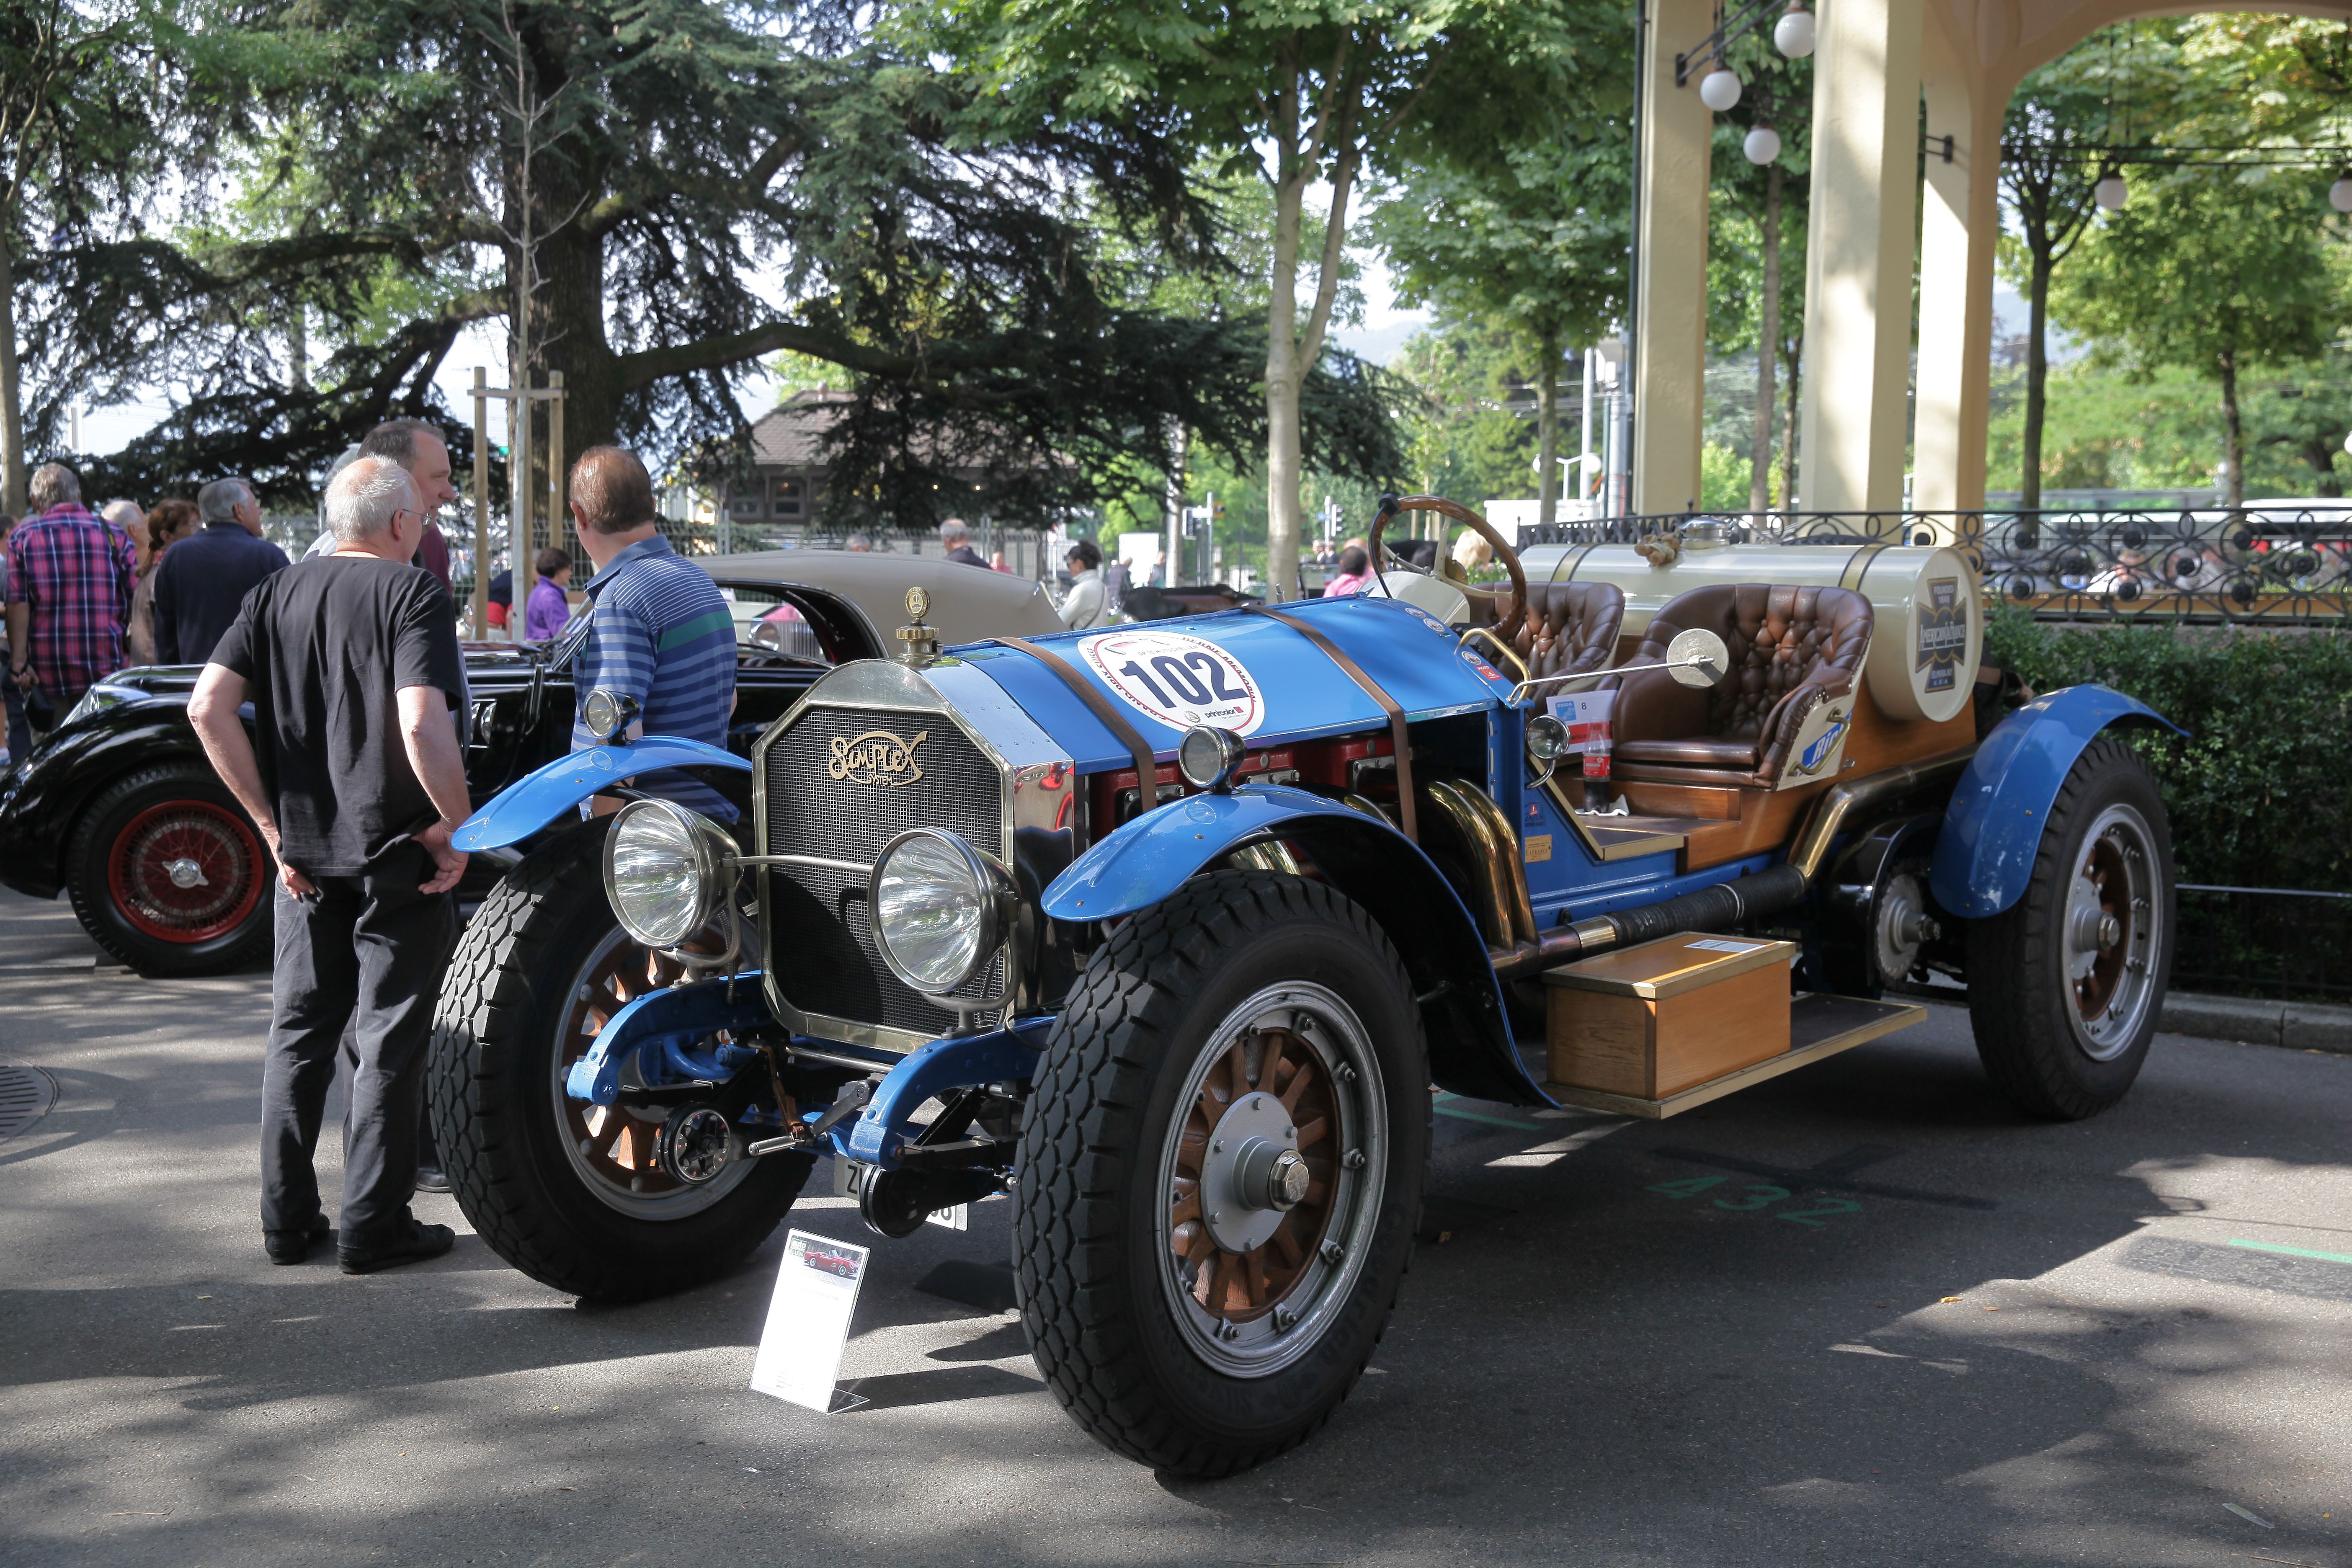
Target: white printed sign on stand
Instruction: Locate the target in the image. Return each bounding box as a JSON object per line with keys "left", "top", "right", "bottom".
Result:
{"left": 750, "top": 1230, "right": 872, "bottom": 1414}
{"left": 1080, "top": 629, "right": 1266, "bottom": 736}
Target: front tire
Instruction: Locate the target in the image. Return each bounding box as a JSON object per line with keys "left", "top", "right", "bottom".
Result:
{"left": 1017, "top": 871, "right": 1429, "bottom": 1476}
{"left": 67, "top": 764, "right": 271, "bottom": 975}
{"left": 1968, "top": 737, "right": 2174, "bottom": 1120}
{"left": 428, "top": 819, "right": 812, "bottom": 1301}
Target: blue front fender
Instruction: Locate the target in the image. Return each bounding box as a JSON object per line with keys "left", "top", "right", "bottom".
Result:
{"left": 453, "top": 736, "right": 750, "bottom": 851}
{"left": 1041, "top": 782, "right": 1399, "bottom": 921}
{"left": 1929, "top": 683, "right": 2187, "bottom": 919}
{"left": 839, "top": 1017, "right": 1052, "bottom": 1168}
{"left": 563, "top": 971, "right": 774, "bottom": 1104}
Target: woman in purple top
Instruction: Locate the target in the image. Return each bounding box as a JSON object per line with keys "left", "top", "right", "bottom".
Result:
{"left": 525, "top": 547, "right": 574, "bottom": 640}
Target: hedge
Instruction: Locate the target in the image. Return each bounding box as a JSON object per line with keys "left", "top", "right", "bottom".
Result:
{"left": 1981, "top": 608, "right": 2352, "bottom": 1000}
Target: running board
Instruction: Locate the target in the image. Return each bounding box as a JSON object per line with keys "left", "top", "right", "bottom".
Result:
{"left": 1542, "top": 993, "right": 1925, "bottom": 1120}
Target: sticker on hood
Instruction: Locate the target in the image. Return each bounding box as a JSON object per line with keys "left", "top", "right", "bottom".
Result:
{"left": 1080, "top": 629, "right": 1266, "bottom": 736}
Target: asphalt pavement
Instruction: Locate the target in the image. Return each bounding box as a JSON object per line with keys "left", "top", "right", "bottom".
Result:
{"left": 3, "top": 880, "right": 2348, "bottom": 1568}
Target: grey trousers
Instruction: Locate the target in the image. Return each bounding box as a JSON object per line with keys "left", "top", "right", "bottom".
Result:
{"left": 258, "top": 842, "right": 456, "bottom": 1240}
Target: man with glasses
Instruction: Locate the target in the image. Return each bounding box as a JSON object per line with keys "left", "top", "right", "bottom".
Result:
{"left": 188, "top": 456, "right": 470, "bottom": 1274}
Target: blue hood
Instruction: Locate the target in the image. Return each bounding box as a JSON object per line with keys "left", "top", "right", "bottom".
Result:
{"left": 944, "top": 595, "right": 1514, "bottom": 772}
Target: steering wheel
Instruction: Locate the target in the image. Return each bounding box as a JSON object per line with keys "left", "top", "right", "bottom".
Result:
{"left": 1369, "top": 493, "right": 1529, "bottom": 646}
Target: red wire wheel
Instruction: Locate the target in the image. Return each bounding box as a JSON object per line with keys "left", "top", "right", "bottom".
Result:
{"left": 104, "top": 799, "right": 264, "bottom": 944}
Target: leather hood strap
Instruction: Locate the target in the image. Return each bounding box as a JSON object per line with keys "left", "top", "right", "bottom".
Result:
{"left": 989, "top": 636, "right": 1161, "bottom": 816}
{"left": 1243, "top": 605, "right": 1417, "bottom": 843}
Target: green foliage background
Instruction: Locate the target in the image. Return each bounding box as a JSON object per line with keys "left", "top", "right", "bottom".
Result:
{"left": 1983, "top": 608, "right": 2352, "bottom": 996}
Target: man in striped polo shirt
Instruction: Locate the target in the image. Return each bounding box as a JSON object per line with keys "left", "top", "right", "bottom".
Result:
{"left": 563, "top": 446, "right": 738, "bottom": 822}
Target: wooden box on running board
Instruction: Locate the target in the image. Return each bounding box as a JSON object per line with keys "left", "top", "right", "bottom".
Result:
{"left": 1543, "top": 934, "right": 1795, "bottom": 1098}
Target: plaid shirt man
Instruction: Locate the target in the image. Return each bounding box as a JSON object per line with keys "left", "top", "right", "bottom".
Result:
{"left": 5, "top": 503, "right": 137, "bottom": 697}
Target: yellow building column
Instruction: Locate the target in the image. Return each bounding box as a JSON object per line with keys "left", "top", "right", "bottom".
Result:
{"left": 1911, "top": 12, "right": 2000, "bottom": 524}
{"left": 1797, "top": 0, "right": 1924, "bottom": 515}
{"left": 1631, "top": 0, "right": 1715, "bottom": 516}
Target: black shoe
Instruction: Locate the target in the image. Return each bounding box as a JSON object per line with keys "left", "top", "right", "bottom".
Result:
{"left": 415, "top": 1161, "right": 451, "bottom": 1195}
{"left": 264, "top": 1213, "right": 332, "bottom": 1265}
{"left": 338, "top": 1216, "right": 456, "bottom": 1275}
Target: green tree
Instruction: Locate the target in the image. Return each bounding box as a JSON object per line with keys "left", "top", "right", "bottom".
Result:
{"left": 1706, "top": 41, "right": 1809, "bottom": 513}
{"left": 1995, "top": 46, "right": 2130, "bottom": 510}
{"left": 0, "top": 0, "right": 164, "bottom": 510}
{"left": 66, "top": 0, "right": 1396, "bottom": 521}
{"left": 2051, "top": 168, "right": 2342, "bottom": 505}
{"left": 934, "top": 0, "right": 1576, "bottom": 596}
{"left": 1370, "top": 82, "right": 1632, "bottom": 526}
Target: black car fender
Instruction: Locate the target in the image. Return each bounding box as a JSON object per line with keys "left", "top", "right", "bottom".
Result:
{"left": 0, "top": 700, "right": 222, "bottom": 900}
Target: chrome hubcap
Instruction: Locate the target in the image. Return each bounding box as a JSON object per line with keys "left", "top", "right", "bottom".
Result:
{"left": 2061, "top": 804, "right": 2163, "bottom": 1061}
{"left": 164, "top": 857, "right": 208, "bottom": 890}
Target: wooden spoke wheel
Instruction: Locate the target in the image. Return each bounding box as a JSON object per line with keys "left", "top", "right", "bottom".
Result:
{"left": 549, "top": 926, "right": 755, "bottom": 1219}
{"left": 1153, "top": 980, "right": 1387, "bottom": 1378}
{"left": 1167, "top": 1022, "right": 1341, "bottom": 1323}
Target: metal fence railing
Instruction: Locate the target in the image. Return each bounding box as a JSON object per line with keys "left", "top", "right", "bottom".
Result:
{"left": 1516, "top": 507, "right": 2352, "bottom": 625}
{"left": 2173, "top": 886, "right": 2352, "bottom": 1003}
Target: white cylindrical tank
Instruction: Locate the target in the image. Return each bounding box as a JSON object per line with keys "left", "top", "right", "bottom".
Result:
{"left": 1520, "top": 535, "right": 1982, "bottom": 722}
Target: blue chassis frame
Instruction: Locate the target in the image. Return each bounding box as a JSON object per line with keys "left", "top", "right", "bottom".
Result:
{"left": 482, "top": 679, "right": 2179, "bottom": 1179}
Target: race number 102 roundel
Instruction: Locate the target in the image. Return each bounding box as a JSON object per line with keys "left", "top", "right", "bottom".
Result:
{"left": 1079, "top": 629, "right": 1267, "bottom": 737}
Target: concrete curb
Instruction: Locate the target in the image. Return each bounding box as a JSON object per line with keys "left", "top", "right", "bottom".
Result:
{"left": 2160, "top": 990, "right": 2352, "bottom": 1054}
{"left": 1899, "top": 984, "right": 2352, "bottom": 1055}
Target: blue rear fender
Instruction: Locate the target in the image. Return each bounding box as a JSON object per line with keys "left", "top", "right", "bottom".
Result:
{"left": 1929, "top": 683, "right": 2186, "bottom": 919}
{"left": 452, "top": 735, "right": 750, "bottom": 851}
{"left": 1041, "top": 783, "right": 1545, "bottom": 1108}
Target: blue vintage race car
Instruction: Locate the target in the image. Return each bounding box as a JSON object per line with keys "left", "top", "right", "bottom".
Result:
{"left": 431, "top": 495, "right": 2180, "bottom": 1476}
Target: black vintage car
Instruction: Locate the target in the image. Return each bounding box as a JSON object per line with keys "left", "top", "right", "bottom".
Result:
{"left": 0, "top": 553, "right": 1061, "bottom": 974}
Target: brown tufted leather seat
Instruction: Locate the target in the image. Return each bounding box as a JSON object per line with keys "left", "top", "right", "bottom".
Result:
{"left": 1465, "top": 581, "right": 1626, "bottom": 682}
{"left": 1607, "top": 583, "right": 1874, "bottom": 784}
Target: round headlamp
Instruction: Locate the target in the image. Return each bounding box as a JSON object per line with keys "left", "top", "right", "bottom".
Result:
{"left": 1177, "top": 725, "right": 1246, "bottom": 792}
{"left": 1525, "top": 714, "right": 1570, "bottom": 763}
{"left": 868, "top": 828, "right": 1016, "bottom": 996}
{"left": 581, "top": 688, "right": 641, "bottom": 744}
{"left": 603, "top": 799, "right": 736, "bottom": 949}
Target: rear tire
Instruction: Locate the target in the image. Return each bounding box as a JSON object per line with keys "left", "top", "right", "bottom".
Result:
{"left": 428, "top": 818, "right": 812, "bottom": 1301}
{"left": 1017, "top": 871, "right": 1429, "bottom": 1476}
{"left": 1968, "top": 738, "right": 2174, "bottom": 1120}
{"left": 67, "top": 764, "right": 271, "bottom": 975}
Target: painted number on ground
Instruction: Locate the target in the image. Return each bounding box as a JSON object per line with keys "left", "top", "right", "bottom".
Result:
{"left": 1645, "top": 1176, "right": 1863, "bottom": 1226}
{"left": 1080, "top": 629, "right": 1266, "bottom": 736}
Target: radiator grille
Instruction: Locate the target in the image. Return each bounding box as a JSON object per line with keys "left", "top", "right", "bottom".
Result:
{"left": 761, "top": 704, "right": 1007, "bottom": 1037}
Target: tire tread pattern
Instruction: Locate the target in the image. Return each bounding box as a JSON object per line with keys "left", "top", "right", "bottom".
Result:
{"left": 427, "top": 822, "right": 807, "bottom": 1300}
{"left": 1968, "top": 736, "right": 2171, "bottom": 1121}
{"left": 1015, "top": 870, "right": 1427, "bottom": 1477}
{"left": 67, "top": 762, "right": 272, "bottom": 975}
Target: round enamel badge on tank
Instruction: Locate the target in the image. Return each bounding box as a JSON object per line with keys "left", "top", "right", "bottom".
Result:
{"left": 1081, "top": 629, "right": 1267, "bottom": 736}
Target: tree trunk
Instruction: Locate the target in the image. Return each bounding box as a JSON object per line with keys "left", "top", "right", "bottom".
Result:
{"left": 1537, "top": 326, "right": 1560, "bottom": 527}
{"left": 1779, "top": 326, "right": 1801, "bottom": 510}
{"left": 2217, "top": 345, "right": 2243, "bottom": 507}
{"left": 2302, "top": 436, "right": 2342, "bottom": 498}
{"left": 0, "top": 235, "right": 23, "bottom": 516}
{"left": 2023, "top": 246, "right": 2050, "bottom": 512}
{"left": 288, "top": 302, "right": 308, "bottom": 392}
{"left": 1750, "top": 164, "right": 1781, "bottom": 516}
{"left": 1263, "top": 227, "right": 1303, "bottom": 601}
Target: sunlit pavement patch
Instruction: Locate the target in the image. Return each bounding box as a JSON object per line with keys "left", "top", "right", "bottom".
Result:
{"left": 2123, "top": 1235, "right": 2352, "bottom": 1302}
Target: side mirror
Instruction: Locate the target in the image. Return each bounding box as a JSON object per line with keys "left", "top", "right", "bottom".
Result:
{"left": 1666, "top": 627, "right": 1730, "bottom": 688}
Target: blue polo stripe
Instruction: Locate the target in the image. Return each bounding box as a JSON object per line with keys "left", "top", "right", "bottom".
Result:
{"left": 570, "top": 536, "right": 739, "bottom": 820}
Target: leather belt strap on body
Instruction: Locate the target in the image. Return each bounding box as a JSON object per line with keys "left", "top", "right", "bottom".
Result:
{"left": 1243, "top": 605, "right": 1418, "bottom": 843}
{"left": 988, "top": 636, "right": 1162, "bottom": 815}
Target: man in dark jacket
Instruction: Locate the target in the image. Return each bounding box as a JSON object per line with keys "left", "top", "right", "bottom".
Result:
{"left": 188, "top": 455, "right": 469, "bottom": 1274}
{"left": 940, "top": 518, "right": 988, "bottom": 568}
{"left": 153, "top": 478, "right": 290, "bottom": 665}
